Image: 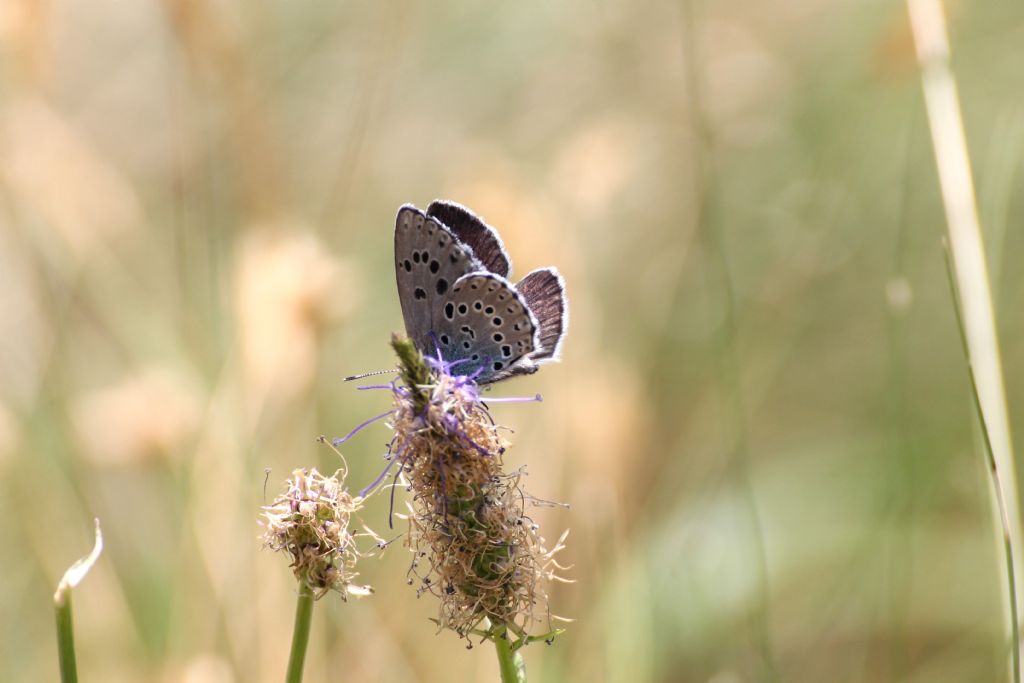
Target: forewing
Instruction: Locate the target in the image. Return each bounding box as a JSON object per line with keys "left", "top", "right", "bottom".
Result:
{"left": 394, "top": 205, "right": 483, "bottom": 353}
{"left": 516, "top": 268, "right": 568, "bottom": 362}
{"left": 432, "top": 272, "right": 539, "bottom": 382}
{"left": 426, "top": 200, "right": 511, "bottom": 278}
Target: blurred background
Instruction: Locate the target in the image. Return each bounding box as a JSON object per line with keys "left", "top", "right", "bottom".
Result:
{"left": 2, "top": 0, "right": 1024, "bottom": 681}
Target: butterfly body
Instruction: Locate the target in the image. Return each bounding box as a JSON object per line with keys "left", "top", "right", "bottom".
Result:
{"left": 394, "top": 201, "right": 567, "bottom": 383}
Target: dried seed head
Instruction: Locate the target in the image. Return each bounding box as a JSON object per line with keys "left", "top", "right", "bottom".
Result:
{"left": 260, "top": 468, "right": 374, "bottom": 600}
{"left": 385, "top": 336, "right": 570, "bottom": 643}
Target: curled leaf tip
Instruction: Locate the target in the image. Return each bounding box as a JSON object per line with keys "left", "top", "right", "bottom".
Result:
{"left": 54, "top": 518, "right": 104, "bottom": 606}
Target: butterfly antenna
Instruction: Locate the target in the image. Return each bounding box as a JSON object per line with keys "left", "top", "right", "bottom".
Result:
{"left": 344, "top": 368, "right": 398, "bottom": 382}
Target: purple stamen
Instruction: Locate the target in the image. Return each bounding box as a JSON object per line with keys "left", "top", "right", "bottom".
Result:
{"left": 448, "top": 374, "right": 482, "bottom": 400}
{"left": 332, "top": 410, "right": 392, "bottom": 446}
{"left": 425, "top": 352, "right": 479, "bottom": 379}
{"left": 456, "top": 430, "right": 493, "bottom": 457}
{"left": 445, "top": 357, "right": 474, "bottom": 372}
{"left": 357, "top": 383, "right": 396, "bottom": 391}
{"left": 483, "top": 394, "right": 543, "bottom": 404}
{"left": 360, "top": 458, "right": 397, "bottom": 498}
{"left": 429, "top": 331, "right": 444, "bottom": 361}
{"left": 360, "top": 441, "right": 406, "bottom": 498}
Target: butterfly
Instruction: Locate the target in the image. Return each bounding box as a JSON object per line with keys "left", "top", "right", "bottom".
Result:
{"left": 394, "top": 200, "right": 567, "bottom": 383}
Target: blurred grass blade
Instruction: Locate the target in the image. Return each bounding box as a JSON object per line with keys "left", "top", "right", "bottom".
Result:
{"left": 53, "top": 519, "right": 104, "bottom": 683}
{"left": 908, "top": 0, "right": 1023, "bottom": 678}
{"left": 944, "top": 245, "right": 1021, "bottom": 683}
{"left": 680, "top": 2, "right": 779, "bottom": 678}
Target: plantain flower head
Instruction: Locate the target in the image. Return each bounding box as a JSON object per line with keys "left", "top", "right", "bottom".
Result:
{"left": 356, "top": 336, "right": 570, "bottom": 646}
{"left": 260, "top": 467, "right": 375, "bottom": 600}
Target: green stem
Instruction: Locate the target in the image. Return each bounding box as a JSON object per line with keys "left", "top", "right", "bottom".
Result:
{"left": 492, "top": 624, "right": 526, "bottom": 683}
{"left": 285, "top": 583, "right": 316, "bottom": 683}
{"left": 55, "top": 593, "right": 78, "bottom": 683}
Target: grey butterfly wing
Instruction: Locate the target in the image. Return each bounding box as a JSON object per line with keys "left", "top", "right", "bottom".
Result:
{"left": 394, "top": 205, "right": 484, "bottom": 353}
{"left": 431, "top": 272, "right": 539, "bottom": 383}
{"left": 426, "top": 200, "right": 511, "bottom": 278}
{"left": 516, "top": 268, "right": 568, "bottom": 362}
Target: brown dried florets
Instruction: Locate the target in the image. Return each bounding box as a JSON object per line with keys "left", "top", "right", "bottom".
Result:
{"left": 260, "top": 467, "right": 375, "bottom": 600}
{"left": 383, "top": 336, "right": 570, "bottom": 645}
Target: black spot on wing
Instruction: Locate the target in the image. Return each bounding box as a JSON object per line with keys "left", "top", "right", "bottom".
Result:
{"left": 430, "top": 272, "right": 538, "bottom": 383}
{"left": 394, "top": 204, "right": 485, "bottom": 354}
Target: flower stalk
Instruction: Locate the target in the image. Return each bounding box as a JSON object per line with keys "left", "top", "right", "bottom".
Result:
{"left": 285, "top": 582, "right": 316, "bottom": 683}
{"left": 492, "top": 622, "right": 527, "bottom": 683}
{"left": 261, "top": 467, "right": 376, "bottom": 682}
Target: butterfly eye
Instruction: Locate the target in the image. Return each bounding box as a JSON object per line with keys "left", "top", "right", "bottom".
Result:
{"left": 436, "top": 279, "right": 449, "bottom": 295}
